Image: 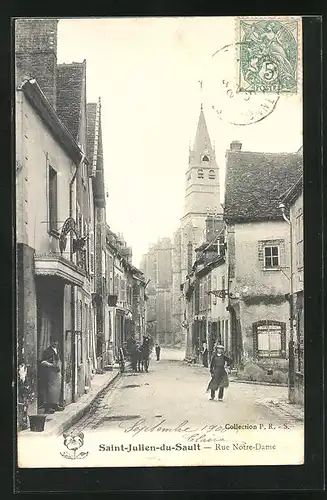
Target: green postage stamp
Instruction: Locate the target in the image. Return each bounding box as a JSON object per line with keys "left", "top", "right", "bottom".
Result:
{"left": 238, "top": 17, "right": 300, "bottom": 94}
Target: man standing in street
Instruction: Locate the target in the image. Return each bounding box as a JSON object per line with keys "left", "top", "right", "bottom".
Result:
{"left": 155, "top": 343, "right": 161, "bottom": 361}
{"left": 206, "top": 344, "right": 232, "bottom": 401}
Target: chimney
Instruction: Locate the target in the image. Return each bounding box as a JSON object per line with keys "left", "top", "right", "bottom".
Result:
{"left": 230, "top": 140, "right": 242, "bottom": 151}
{"left": 15, "top": 18, "right": 58, "bottom": 110}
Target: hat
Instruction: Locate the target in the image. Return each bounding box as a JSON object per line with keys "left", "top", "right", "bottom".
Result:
{"left": 215, "top": 344, "right": 225, "bottom": 349}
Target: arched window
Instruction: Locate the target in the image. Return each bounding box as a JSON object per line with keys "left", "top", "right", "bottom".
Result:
{"left": 197, "top": 169, "right": 204, "bottom": 179}
{"left": 202, "top": 155, "right": 209, "bottom": 162}
{"left": 209, "top": 169, "right": 215, "bottom": 179}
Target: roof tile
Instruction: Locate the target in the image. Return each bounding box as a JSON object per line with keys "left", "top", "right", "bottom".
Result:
{"left": 224, "top": 150, "right": 303, "bottom": 222}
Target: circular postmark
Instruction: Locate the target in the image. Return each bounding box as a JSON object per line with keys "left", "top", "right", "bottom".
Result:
{"left": 203, "top": 43, "right": 280, "bottom": 126}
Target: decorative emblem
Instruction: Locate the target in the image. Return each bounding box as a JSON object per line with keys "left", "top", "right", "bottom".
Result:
{"left": 59, "top": 217, "right": 77, "bottom": 254}
{"left": 60, "top": 430, "right": 89, "bottom": 460}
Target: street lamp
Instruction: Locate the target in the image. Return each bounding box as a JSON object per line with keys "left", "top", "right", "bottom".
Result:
{"left": 279, "top": 202, "right": 295, "bottom": 403}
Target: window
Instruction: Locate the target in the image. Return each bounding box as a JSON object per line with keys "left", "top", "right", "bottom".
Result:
{"left": 217, "top": 320, "right": 221, "bottom": 344}
{"left": 197, "top": 169, "right": 204, "bottom": 179}
{"left": 81, "top": 161, "right": 87, "bottom": 187}
{"left": 202, "top": 155, "right": 209, "bottom": 162}
{"left": 221, "top": 276, "right": 226, "bottom": 300}
{"left": 49, "top": 165, "right": 58, "bottom": 232}
{"left": 224, "top": 320, "right": 229, "bottom": 351}
{"left": 253, "top": 320, "right": 286, "bottom": 358}
{"left": 187, "top": 241, "right": 193, "bottom": 274}
{"left": 76, "top": 299, "right": 83, "bottom": 365}
{"left": 295, "top": 208, "right": 303, "bottom": 269}
{"left": 212, "top": 276, "right": 217, "bottom": 305}
{"left": 204, "top": 278, "right": 208, "bottom": 309}
{"left": 209, "top": 169, "right": 215, "bottom": 179}
{"left": 187, "top": 172, "right": 191, "bottom": 181}
{"left": 264, "top": 246, "right": 279, "bottom": 268}
{"left": 102, "top": 250, "right": 106, "bottom": 278}
{"left": 84, "top": 221, "right": 89, "bottom": 274}
{"left": 258, "top": 239, "right": 285, "bottom": 270}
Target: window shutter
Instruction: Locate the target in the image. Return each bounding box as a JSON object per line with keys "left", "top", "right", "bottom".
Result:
{"left": 258, "top": 241, "right": 264, "bottom": 269}
{"left": 90, "top": 232, "right": 94, "bottom": 275}
{"left": 102, "top": 250, "right": 106, "bottom": 277}
{"left": 279, "top": 239, "right": 286, "bottom": 268}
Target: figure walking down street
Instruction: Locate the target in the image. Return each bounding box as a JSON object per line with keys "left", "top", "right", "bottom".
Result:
{"left": 142, "top": 335, "right": 151, "bottom": 372}
{"left": 40, "top": 339, "right": 64, "bottom": 413}
{"left": 155, "top": 343, "right": 161, "bottom": 361}
{"left": 206, "top": 344, "right": 232, "bottom": 401}
{"left": 202, "top": 340, "right": 208, "bottom": 368}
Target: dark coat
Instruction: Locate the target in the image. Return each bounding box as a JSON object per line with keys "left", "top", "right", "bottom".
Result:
{"left": 206, "top": 353, "right": 232, "bottom": 392}
{"left": 40, "top": 346, "right": 61, "bottom": 406}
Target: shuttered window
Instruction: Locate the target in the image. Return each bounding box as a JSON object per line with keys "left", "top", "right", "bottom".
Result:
{"left": 49, "top": 165, "right": 57, "bottom": 232}
{"left": 89, "top": 232, "right": 95, "bottom": 275}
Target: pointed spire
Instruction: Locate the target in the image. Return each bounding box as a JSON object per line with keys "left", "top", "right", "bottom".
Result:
{"left": 192, "top": 106, "right": 213, "bottom": 153}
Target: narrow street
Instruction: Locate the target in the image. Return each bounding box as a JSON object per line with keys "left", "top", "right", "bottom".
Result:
{"left": 64, "top": 348, "right": 304, "bottom": 467}
{"left": 70, "top": 348, "right": 298, "bottom": 432}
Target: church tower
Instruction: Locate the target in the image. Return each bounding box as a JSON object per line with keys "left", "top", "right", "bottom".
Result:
{"left": 180, "top": 105, "right": 221, "bottom": 280}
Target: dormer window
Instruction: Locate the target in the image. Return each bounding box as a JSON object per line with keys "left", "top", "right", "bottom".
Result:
{"left": 209, "top": 169, "right": 215, "bottom": 179}
{"left": 202, "top": 155, "right": 209, "bottom": 162}
{"left": 197, "top": 169, "right": 204, "bottom": 179}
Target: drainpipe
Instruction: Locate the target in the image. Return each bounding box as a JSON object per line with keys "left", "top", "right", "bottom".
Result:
{"left": 279, "top": 202, "right": 295, "bottom": 403}
{"left": 69, "top": 153, "right": 86, "bottom": 403}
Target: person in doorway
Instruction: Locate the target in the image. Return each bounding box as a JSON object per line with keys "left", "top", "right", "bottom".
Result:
{"left": 155, "top": 343, "right": 161, "bottom": 361}
{"left": 202, "top": 340, "right": 208, "bottom": 368}
{"left": 40, "top": 339, "right": 64, "bottom": 413}
{"left": 206, "top": 344, "right": 232, "bottom": 401}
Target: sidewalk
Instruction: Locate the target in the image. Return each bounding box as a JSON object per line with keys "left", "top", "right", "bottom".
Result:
{"left": 256, "top": 397, "right": 304, "bottom": 422}
{"left": 184, "top": 360, "right": 304, "bottom": 421}
{"left": 19, "top": 369, "right": 120, "bottom": 439}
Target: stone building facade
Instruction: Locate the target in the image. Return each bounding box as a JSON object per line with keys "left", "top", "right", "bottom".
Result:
{"left": 281, "top": 175, "right": 304, "bottom": 404}
{"left": 140, "top": 237, "right": 174, "bottom": 346}
{"left": 224, "top": 143, "right": 303, "bottom": 373}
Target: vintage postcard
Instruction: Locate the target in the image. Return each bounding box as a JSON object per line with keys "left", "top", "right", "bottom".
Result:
{"left": 15, "top": 16, "right": 304, "bottom": 468}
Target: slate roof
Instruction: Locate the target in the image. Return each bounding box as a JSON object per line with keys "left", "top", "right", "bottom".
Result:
{"left": 281, "top": 174, "right": 303, "bottom": 205}
{"left": 86, "top": 102, "right": 97, "bottom": 162}
{"left": 56, "top": 61, "right": 85, "bottom": 141}
{"left": 224, "top": 149, "right": 303, "bottom": 223}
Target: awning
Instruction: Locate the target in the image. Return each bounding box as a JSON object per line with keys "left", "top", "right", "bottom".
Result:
{"left": 34, "top": 254, "right": 85, "bottom": 287}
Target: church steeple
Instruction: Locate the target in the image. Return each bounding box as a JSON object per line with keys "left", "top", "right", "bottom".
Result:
{"left": 192, "top": 106, "right": 213, "bottom": 157}
{"left": 190, "top": 104, "right": 215, "bottom": 165}
{"left": 183, "top": 104, "right": 220, "bottom": 217}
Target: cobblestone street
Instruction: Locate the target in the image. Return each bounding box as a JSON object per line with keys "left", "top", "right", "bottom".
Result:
{"left": 18, "top": 349, "right": 304, "bottom": 468}
{"left": 69, "top": 349, "right": 302, "bottom": 434}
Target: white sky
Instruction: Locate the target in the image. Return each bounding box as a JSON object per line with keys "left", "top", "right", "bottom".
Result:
{"left": 57, "top": 17, "right": 302, "bottom": 267}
